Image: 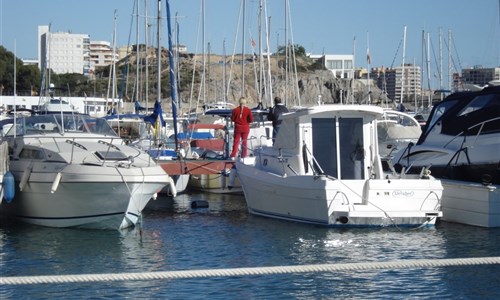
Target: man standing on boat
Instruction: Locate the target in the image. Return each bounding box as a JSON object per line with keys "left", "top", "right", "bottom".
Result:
{"left": 267, "top": 96, "right": 289, "bottom": 143}
{"left": 230, "top": 97, "right": 254, "bottom": 159}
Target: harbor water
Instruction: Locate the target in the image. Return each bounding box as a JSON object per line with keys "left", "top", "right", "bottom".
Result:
{"left": 1, "top": 191, "right": 499, "bottom": 299}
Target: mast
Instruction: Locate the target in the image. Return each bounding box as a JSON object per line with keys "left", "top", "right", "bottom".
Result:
{"left": 166, "top": 0, "right": 179, "bottom": 149}
{"left": 135, "top": 0, "right": 140, "bottom": 108}
{"left": 145, "top": 0, "right": 149, "bottom": 108}
{"left": 284, "top": 0, "right": 288, "bottom": 106}
{"left": 257, "top": 0, "right": 263, "bottom": 104}
{"left": 400, "top": 26, "right": 406, "bottom": 108}
{"left": 156, "top": 0, "right": 161, "bottom": 105}
{"left": 366, "top": 31, "right": 371, "bottom": 105}
{"left": 426, "top": 32, "right": 432, "bottom": 109}
{"left": 112, "top": 10, "right": 118, "bottom": 112}
{"left": 241, "top": 0, "right": 246, "bottom": 97}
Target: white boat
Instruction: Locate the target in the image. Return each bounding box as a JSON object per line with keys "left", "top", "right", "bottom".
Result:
{"left": 392, "top": 83, "right": 500, "bottom": 227}
{"left": 0, "top": 113, "right": 174, "bottom": 230}
{"left": 377, "top": 109, "right": 422, "bottom": 161}
{"left": 236, "top": 104, "right": 443, "bottom": 227}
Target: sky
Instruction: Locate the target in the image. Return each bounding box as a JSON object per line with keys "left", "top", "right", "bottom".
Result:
{"left": 1, "top": 0, "right": 499, "bottom": 75}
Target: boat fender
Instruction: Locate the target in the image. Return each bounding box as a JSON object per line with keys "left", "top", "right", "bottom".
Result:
{"left": 302, "top": 144, "right": 309, "bottom": 174}
{"left": 191, "top": 200, "right": 209, "bottom": 209}
{"left": 219, "top": 169, "right": 229, "bottom": 190}
{"left": 167, "top": 176, "right": 177, "bottom": 197}
{"left": 228, "top": 165, "right": 237, "bottom": 190}
{"left": 3, "top": 171, "right": 15, "bottom": 203}
{"left": 51, "top": 172, "right": 62, "bottom": 193}
{"left": 200, "top": 174, "right": 208, "bottom": 188}
{"left": 19, "top": 167, "right": 32, "bottom": 191}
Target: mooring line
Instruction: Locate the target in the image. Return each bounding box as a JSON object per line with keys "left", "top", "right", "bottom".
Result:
{"left": 1, "top": 256, "right": 499, "bottom": 285}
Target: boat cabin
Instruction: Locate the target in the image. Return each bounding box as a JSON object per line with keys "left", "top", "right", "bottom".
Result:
{"left": 270, "top": 105, "right": 384, "bottom": 180}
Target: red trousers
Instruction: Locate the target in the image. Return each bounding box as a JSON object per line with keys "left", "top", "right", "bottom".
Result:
{"left": 230, "top": 130, "right": 250, "bottom": 158}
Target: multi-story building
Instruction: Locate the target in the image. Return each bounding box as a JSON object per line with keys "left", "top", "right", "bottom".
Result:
{"left": 462, "top": 66, "right": 500, "bottom": 86}
{"left": 89, "top": 41, "right": 118, "bottom": 76}
{"left": 372, "top": 64, "right": 421, "bottom": 102}
{"left": 38, "top": 25, "right": 91, "bottom": 76}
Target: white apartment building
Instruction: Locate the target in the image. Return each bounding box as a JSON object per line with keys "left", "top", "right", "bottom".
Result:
{"left": 89, "top": 40, "right": 118, "bottom": 76}
{"left": 38, "top": 25, "right": 91, "bottom": 76}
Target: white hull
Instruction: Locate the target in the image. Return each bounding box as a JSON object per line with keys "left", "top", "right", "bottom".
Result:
{"left": 0, "top": 114, "right": 172, "bottom": 230}
{"left": 237, "top": 161, "right": 442, "bottom": 227}
{"left": 441, "top": 180, "right": 500, "bottom": 227}
{"left": 2, "top": 164, "right": 168, "bottom": 229}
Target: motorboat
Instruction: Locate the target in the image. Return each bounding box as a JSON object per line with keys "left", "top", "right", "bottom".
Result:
{"left": 0, "top": 113, "right": 175, "bottom": 230}
{"left": 392, "top": 84, "right": 499, "bottom": 185}
{"left": 392, "top": 83, "right": 500, "bottom": 227}
{"left": 236, "top": 105, "right": 443, "bottom": 227}
{"left": 377, "top": 109, "right": 422, "bottom": 162}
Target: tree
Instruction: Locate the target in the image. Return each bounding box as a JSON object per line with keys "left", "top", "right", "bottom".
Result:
{"left": 0, "top": 46, "right": 41, "bottom": 95}
{"left": 275, "top": 44, "right": 307, "bottom": 57}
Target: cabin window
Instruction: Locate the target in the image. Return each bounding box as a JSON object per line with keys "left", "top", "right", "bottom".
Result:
{"left": 311, "top": 117, "right": 365, "bottom": 179}
{"left": 19, "top": 148, "right": 45, "bottom": 160}
{"left": 312, "top": 118, "right": 338, "bottom": 177}
{"left": 339, "top": 118, "right": 364, "bottom": 180}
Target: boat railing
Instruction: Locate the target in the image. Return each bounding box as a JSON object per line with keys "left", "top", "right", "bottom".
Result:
{"left": 17, "top": 135, "right": 152, "bottom": 166}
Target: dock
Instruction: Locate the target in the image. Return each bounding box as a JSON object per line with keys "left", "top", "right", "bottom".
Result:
{"left": 158, "top": 159, "right": 235, "bottom": 175}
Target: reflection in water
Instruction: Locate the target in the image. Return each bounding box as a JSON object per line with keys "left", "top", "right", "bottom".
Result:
{"left": 1, "top": 192, "right": 499, "bottom": 299}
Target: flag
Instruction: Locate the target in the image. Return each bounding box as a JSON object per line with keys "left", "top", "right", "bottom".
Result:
{"left": 250, "top": 38, "right": 256, "bottom": 48}
{"left": 366, "top": 48, "right": 372, "bottom": 64}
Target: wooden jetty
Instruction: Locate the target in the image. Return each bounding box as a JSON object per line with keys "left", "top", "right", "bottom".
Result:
{"left": 158, "top": 159, "right": 235, "bottom": 175}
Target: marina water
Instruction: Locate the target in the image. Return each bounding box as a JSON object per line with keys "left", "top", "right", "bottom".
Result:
{"left": 1, "top": 191, "right": 499, "bottom": 299}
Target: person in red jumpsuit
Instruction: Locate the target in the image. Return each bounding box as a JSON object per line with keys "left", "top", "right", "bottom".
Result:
{"left": 230, "top": 97, "right": 254, "bottom": 159}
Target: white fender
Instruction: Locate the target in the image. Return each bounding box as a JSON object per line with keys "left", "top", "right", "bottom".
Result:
{"left": 200, "top": 174, "right": 208, "bottom": 188}
{"left": 219, "top": 170, "right": 228, "bottom": 190}
{"left": 51, "top": 172, "right": 62, "bottom": 193}
{"left": 228, "top": 165, "right": 237, "bottom": 190}
{"left": 167, "top": 176, "right": 177, "bottom": 197}
{"left": 19, "top": 167, "right": 32, "bottom": 191}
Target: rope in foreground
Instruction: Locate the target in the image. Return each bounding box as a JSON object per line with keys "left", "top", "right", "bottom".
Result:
{"left": 2, "top": 256, "right": 499, "bottom": 285}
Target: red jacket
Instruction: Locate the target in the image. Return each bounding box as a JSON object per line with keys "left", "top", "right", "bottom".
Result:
{"left": 231, "top": 105, "right": 254, "bottom": 133}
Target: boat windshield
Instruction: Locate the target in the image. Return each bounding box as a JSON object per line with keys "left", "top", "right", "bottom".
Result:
{"left": 3, "top": 114, "right": 118, "bottom": 137}
{"left": 423, "top": 99, "right": 458, "bottom": 136}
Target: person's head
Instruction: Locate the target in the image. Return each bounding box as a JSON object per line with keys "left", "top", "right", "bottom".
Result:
{"left": 239, "top": 97, "right": 247, "bottom": 106}
{"left": 274, "top": 96, "right": 282, "bottom": 104}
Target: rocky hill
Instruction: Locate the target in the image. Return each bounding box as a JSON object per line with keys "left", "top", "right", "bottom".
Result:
{"left": 117, "top": 48, "right": 390, "bottom": 114}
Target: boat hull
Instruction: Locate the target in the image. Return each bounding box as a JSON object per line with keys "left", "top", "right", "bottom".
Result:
{"left": 0, "top": 164, "right": 168, "bottom": 230}
{"left": 441, "top": 179, "right": 500, "bottom": 227}
{"left": 237, "top": 162, "right": 442, "bottom": 227}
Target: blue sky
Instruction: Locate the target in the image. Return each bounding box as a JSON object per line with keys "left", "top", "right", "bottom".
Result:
{"left": 1, "top": 0, "right": 499, "bottom": 72}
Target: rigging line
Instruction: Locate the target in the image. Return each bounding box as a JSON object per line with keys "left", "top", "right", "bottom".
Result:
{"left": 389, "top": 38, "right": 402, "bottom": 69}
{"left": 285, "top": 0, "right": 301, "bottom": 107}
{"left": 225, "top": 0, "right": 244, "bottom": 101}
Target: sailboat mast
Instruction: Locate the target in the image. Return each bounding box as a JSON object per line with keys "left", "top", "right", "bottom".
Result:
{"left": 156, "top": 0, "right": 161, "bottom": 104}
{"left": 284, "top": 0, "right": 288, "bottom": 106}
{"left": 135, "top": 0, "right": 140, "bottom": 107}
{"left": 145, "top": 0, "right": 149, "bottom": 108}
{"left": 112, "top": 10, "right": 118, "bottom": 110}
{"left": 400, "top": 25, "right": 406, "bottom": 108}
{"left": 241, "top": 0, "right": 246, "bottom": 97}
{"left": 166, "top": 0, "right": 179, "bottom": 149}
